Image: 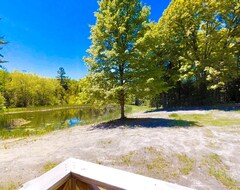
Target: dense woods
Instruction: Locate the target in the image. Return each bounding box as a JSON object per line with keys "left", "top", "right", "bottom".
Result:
{"left": 85, "top": 0, "right": 239, "bottom": 113}
{"left": 0, "top": 0, "right": 239, "bottom": 111}
{"left": 0, "top": 70, "right": 81, "bottom": 109}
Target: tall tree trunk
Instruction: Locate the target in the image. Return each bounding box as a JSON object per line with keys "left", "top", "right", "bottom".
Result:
{"left": 119, "top": 64, "right": 126, "bottom": 119}
{"left": 120, "top": 90, "right": 125, "bottom": 119}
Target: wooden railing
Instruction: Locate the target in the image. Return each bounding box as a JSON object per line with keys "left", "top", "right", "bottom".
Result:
{"left": 20, "top": 158, "right": 193, "bottom": 190}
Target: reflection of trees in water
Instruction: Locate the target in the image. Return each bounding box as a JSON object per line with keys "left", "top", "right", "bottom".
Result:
{"left": 1, "top": 107, "right": 119, "bottom": 130}
{"left": 0, "top": 115, "right": 11, "bottom": 129}
{"left": 0, "top": 107, "right": 121, "bottom": 138}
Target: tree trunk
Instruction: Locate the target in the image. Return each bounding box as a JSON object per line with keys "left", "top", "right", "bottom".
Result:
{"left": 119, "top": 64, "right": 126, "bottom": 119}
{"left": 120, "top": 91, "right": 125, "bottom": 119}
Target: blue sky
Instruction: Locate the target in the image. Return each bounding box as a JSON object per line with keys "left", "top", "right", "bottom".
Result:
{"left": 0, "top": 0, "right": 171, "bottom": 80}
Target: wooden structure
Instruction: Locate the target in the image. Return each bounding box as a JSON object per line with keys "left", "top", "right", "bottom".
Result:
{"left": 20, "top": 158, "right": 193, "bottom": 190}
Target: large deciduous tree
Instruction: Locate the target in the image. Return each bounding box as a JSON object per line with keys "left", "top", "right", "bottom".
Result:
{"left": 158, "top": 0, "right": 239, "bottom": 90}
{"left": 85, "top": 0, "right": 151, "bottom": 119}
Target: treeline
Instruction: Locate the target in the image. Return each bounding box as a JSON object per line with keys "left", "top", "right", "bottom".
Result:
{"left": 1, "top": 0, "right": 239, "bottom": 112}
{"left": 0, "top": 69, "right": 82, "bottom": 109}
{"left": 84, "top": 0, "right": 239, "bottom": 116}
{"left": 145, "top": 0, "right": 240, "bottom": 108}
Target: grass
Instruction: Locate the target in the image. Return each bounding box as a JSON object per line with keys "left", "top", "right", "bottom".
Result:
{"left": 113, "top": 147, "right": 180, "bottom": 181}
{"left": 146, "top": 151, "right": 169, "bottom": 172}
{"left": 169, "top": 112, "right": 240, "bottom": 127}
{"left": 203, "top": 153, "right": 239, "bottom": 190}
{"left": 42, "top": 162, "right": 59, "bottom": 172}
{"left": 117, "top": 151, "right": 137, "bottom": 166}
{"left": 125, "top": 105, "right": 152, "bottom": 115}
{"left": 0, "top": 183, "right": 16, "bottom": 190}
{"left": 0, "top": 123, "right": 67, "bottom": 139}
{"left": 177, "top": 154, "right": 195, "bottom": 175}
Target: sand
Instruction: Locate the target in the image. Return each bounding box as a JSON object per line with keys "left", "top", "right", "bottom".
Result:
{"left": 0, "top": 110, "right": 240, "bottom": 189}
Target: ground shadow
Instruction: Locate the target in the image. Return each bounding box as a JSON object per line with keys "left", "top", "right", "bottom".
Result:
{"left": 145, "top": 105, "right": 240, "bottom": 113}
{"left": 91, "top": 118, "right": 199, "bottom": 130}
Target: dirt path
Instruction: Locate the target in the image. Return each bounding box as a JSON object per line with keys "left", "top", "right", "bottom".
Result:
{"left": 0, "top": 110, "right": 240, "bottom": 189}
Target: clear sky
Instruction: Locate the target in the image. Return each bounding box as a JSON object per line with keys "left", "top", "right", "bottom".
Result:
{"left": 0, "top": 0, "right": 171, "bottom": 80}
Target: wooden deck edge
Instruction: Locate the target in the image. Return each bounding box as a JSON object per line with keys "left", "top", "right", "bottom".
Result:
{"left": 19, "top": 159, "right": 72, "bottom": 190}
{"left": 20, "top": 158, "right": 194, "bottom": 190}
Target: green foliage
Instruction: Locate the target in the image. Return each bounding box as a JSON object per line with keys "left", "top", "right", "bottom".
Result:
{"left": 158, "top": 0, "right": 239, "bottom": 90}
{"left": 1, "top": 0, "right": 239, "bottom": 110}
{"left": 5, "top": 71, "right": 60, "bottom": 107}
{"left": 85, "top": 0, "right": 156, "bottom": 118}
{"left": 142, "top": 0, "right": 240, "bottom": 107}
{"left": 0, "top": 93, "right": 5, "bottom": 110}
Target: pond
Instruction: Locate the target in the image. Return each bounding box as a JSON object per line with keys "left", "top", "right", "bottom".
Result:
{"left": 0, "top": 106, "right": 122, "bottom": 139}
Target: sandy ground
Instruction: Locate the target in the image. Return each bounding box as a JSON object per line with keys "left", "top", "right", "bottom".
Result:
{"left": 0, "top": 110, "right": 240, "bottom": 190}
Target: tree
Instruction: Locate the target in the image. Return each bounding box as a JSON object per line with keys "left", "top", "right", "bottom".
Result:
{"left": 5, "top": 71, "right": 61, "bottom": 107}
{"left": 57, "top": 67, "right": 69, "bottom": 91}
{"left": 134, "top": 22, "right": 175, "bottom": 108}
{"left": 0, "top": 69, "right": 9, "bottom": 110}
{"left": 0, "top": 19, "right": 7, "bottom": 68}
{"left": 159, "top": 0, "right": 239, "bottom": 89}
{"left": 85, "top": 0, "right": 151, "bottom": 119}
{"left": 150, "top": 0, "right": 240, "bottom": 106}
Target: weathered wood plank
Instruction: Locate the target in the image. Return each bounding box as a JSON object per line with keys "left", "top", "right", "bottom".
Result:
{"left": 20, "top": 159, "right": 71, "bottom": 190}
{"left": 70, "top": 178, "right": 76, "bottom": 190}
{"left": 20, "top": 158, "right": 194, "bottom": 190}
{"left": 75, "top": 180, "right": 99, "bottom": 190}
{"left": 70, "top": 158, "right": 193, "bottom": 190}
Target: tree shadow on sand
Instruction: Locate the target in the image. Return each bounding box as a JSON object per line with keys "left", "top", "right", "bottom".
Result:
{"left": 145, "top": 105, "right": 240, "bottom": 113}
{"left": 91, "top": 118, "right": 199, "bottom": 130}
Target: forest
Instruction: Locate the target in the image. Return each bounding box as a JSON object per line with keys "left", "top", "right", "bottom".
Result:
{"left": 0, "top": 0, "right": 239, "bottom": 114}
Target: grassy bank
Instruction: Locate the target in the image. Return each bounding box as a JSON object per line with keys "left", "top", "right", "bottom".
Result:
{"left": 169, "top": 111, "right": 240, "bottom": 127}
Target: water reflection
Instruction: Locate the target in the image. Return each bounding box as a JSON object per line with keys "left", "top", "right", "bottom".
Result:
{"left": 0, "top": 106, "right": 120, "bottom": 139}
{"left": 68, "top": 118, "right": 81, "bottom": 127}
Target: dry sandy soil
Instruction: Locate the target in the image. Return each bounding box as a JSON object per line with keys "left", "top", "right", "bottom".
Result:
{"left": 0, "top": 110, "right": 240, "bottom": 190}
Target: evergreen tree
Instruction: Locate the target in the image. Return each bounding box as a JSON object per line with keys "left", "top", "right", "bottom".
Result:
{"left": 57, "top": 67, "right": 68, "bottom": 90}
{"left": 0, "top": 19, "right": 7, "bottom": 68}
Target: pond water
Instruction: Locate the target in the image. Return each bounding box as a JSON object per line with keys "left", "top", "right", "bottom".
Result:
{"left": 0, "top": 106, "right": 121, "bottom": 139}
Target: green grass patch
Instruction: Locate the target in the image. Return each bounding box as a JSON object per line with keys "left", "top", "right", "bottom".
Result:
{"left": 232, "top": 110, "right": 240, "bottom": 113}
{"left": 0, "top": 124, "right": 67, "bottom": 140}
{"left": 177, "top": 154, "right": 195, "bottom": 175}
{"left": 204, "top": 153, "right": 239, "bottom": 190}
{"left": 117, "top": 151, "right": 137, "bottom": 166}
{"left": 169, "top": 112, "right": 240, "bottom": 127}
{"left": 125, "top": 105, "right": 152, "bottom": 115}
{"left": 113, "top": 147, "right": 180, "bottom": 181}
{"left": 42, "top": 162, "right": 59, "bottom": 173}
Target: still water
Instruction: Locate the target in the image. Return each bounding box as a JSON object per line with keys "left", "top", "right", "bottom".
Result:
{"left": 0, "top": 106, "right": 120, "bottom": 139}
